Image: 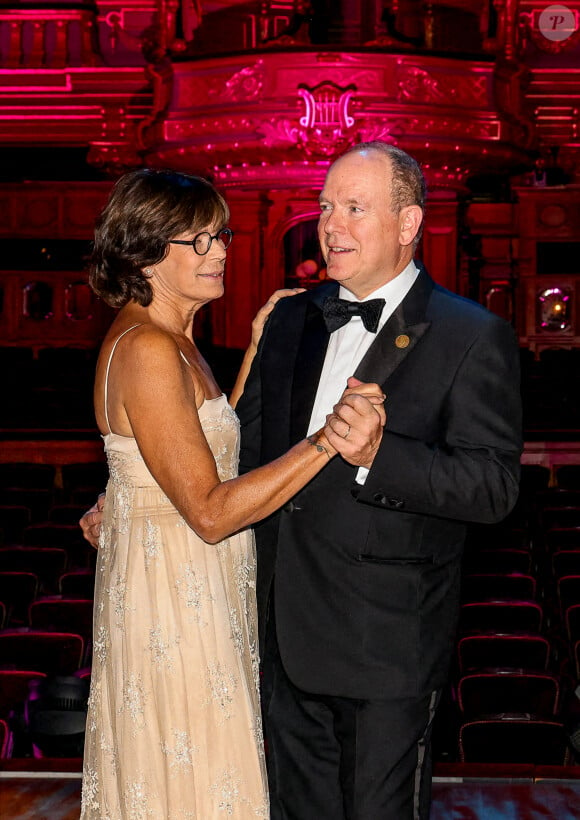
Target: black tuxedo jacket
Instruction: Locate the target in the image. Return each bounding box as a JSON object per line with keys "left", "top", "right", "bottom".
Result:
{"left": 236, "top": 266, "right": 522, "bottom": 700}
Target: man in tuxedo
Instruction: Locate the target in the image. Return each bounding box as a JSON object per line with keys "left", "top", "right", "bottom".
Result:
{"left": 235, "top": 141, "right": 522, "bottom": 819}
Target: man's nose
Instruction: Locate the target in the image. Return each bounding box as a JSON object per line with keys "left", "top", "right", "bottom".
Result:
{"left": 322, "top": 210, "right": 344, "bottom": 234}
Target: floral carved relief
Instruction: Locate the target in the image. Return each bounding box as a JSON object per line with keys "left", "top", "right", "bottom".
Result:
{"left": 397, "top": 65, "right": 489, "bottom": 108}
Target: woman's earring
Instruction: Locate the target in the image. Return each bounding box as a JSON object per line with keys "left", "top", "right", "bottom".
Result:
{"left": 144, "top": 267, "right": 153, "bottom": 276}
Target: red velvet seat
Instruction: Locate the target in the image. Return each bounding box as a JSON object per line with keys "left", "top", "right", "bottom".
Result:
{"left": 0, "top": 464, "right": 56, "bottom": 523}
{"left": 0, "top": 630, "right": 84, "bottom": 676}
{"left": 457, "top": 670, "right": 560, "bottom": 719}
{"left": 22, "top": 522, "right": 85, "bottom": 550}
{"left": 20, "top": 524, "right": 90, "bottom": 570}
{"left": 462, "top": 549, "right": 532, "bottom": 575}
{"left": 519, "top": 465, "right": 550, "bottom": 495}
{"left": 48, "top": 504, "right": 90, "bottom": 525}
{"left": 566, "top": 603, "right": 580, "bottom": 644}
{"left": 459, "top": 600, "right": 543, "bottom": 634}
{"left": 0, "top": 548, "right": 67, "bottom": 594}
{"left": 545, "top": 528, "right": 580, "bottom": 552}
{"left": 459, "top": 716, "right": 569, "bottom": 764}
{"left": 29, "top": 597, "right": 93, "bottom": 645}
{"left": 557, "top": 575, "right": 580, "bottom": 621}
{"left": 461, "top": 574, "right": 537, "bottom": 603}
{"left": 0, "top": 669, "right": 46, "bottom": 719}
{"left": 555, "top": 465, "right": 580, "bottom": 491}
{"left": 552, "top": 550, "right": 580, "bottom": 579}
{"left": 59, "top": 569, "right": 95, "bottom": 599}
{"left": 0, "top": 571, "right": 39, "bottom": 625}
{"left": 0, "top": 504, "right": 31, "bottom": 544}
{"left": 0, "top": 717, "right": 12, "bottom": 758}
{"left": 457, "top": 633, "right": 551, "bottom": 675}
{"left": 60, "top": 462, "right": 107, "bottom": 507}
{"left": 0, "top": 489, "right": 52, "bottom": 522}
{"left": 535, "top": 489, "right": 580, "bottom": 509}
{"left": 541, "top": 507, "right": 580, "bottom": 532}
{"left": 0, "top": 464, "right": 55, "bottom": 492}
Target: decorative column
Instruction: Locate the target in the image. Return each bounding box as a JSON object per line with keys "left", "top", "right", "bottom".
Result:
{"left": 422, "top": 190, "right": 460, "bottom": 294}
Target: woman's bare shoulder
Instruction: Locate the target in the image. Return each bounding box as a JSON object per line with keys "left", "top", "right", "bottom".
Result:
{"left": 110, "top": 322, "right": 184, "bottom": 368}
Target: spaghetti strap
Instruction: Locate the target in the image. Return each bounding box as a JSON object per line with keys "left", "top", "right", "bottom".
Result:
{"left": 103, "top": 324, "right": 142, "bottom": 434}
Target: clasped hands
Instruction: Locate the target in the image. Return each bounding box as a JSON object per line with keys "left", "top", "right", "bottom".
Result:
{"left": 324, "top": 376, "right": 386, "bottom": 469}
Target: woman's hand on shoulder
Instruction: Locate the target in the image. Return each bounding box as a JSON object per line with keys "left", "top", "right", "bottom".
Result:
{"left": 250, "top": 288, "right": 305, "bottom": 349}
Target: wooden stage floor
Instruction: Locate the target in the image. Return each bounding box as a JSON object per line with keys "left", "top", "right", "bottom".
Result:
{"left": 2, "top": 770, "right": 580, "bottom": 819}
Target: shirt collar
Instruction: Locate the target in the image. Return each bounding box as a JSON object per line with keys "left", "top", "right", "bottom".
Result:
{"left": 338, "top": 261, "right": 419, "bottom": 333}
{"left": 338, "top": 261, "right": 418, "bottom": 304}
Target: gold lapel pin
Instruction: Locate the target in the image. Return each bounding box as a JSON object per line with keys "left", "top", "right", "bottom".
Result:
{"left": 395, "top": 334, "right": 410, "bottom": 349}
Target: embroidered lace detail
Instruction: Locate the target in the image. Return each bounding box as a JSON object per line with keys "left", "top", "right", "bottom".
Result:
{"left": 81, "top": 766, "right": 100, "bottom": 813}
{"left": 107, "top": 450, "right": 138, "bottom": 534}
{"left": 205, "top": 662, "right": 238, "bottom": 720}
{"left": 148, "top": 623, "right": 180, "bottom": 671}
{"left": 143, "top": 516, "right": 162, "bottom": 568}
{"left": 160, "top": 728, "right": 198, "bottom": 774}
{"left": 107, "top": 571, "right": 133, "bottom": 629}
{"left": 118, "top": 673, "right": 147, "bottom": 735}
{"left": 175, "top": 562, "right": 214, "bottom": 624}
{"left": 210, "top": 767, "right": 243, "bottom": 815}
{"left": 93, "top": 624, "right": 110, "bottom": 666}
{"left": 123, "top": 777, "right": 157, "bottom": 819}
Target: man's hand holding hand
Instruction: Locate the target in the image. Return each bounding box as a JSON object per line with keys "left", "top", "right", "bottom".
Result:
{"left": 79, "top": 493, "right": 106, "bottom": 549}
{"left": 325, "top": 377, "right": 386, "bottom": 469}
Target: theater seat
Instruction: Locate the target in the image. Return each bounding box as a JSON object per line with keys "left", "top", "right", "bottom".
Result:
{"left": 0, "top": 630, "right": 84, "bottom": 676}
{"left": 457, "top": 670, "right": 560, "bottom": 719}
{"left": 461, "top": 574, "right": 537, "bottom": 603}
{"left": 59, "top": 569, "right": 95, "bottom": 599}
{"left": 0, "top": 717, "right": 12, "bottom": 758}
{"left": 459, "top": 715, "right": 570, "bottom": 765}
{"left": 0, "top": 548, "right": 67, "bottom": 594}
{"left": 0, "top": 572, "right": 39, "bottom": 626}
{"left": 457, "top": 633, "right": 551, "bottom": 675}
{"left": 0, "top": 505, "right": 31, "bottom": 544}
{"left": 462, "top": 549, "right": 532, "bottom": 575}
{"left": 556, "top": 465, "right": 580, "bottom": 490}
{"left": 557, "top": 575, "right": 580, "bottom": 621}
{"left": 0, "top": 669, "right": 47, "bottom": 720}
{"left": 459, "top": 600, "right": 543, "bottom": 634}
{"left": 552, "top": 550, "right": 580, "bottom": 579}
{"left": 29, "top": 597, "right": 93, "bottom": 648}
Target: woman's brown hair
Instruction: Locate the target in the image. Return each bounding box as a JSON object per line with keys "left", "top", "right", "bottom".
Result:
{"left": 90, "top": 169, "right": 229, "bottom": 308}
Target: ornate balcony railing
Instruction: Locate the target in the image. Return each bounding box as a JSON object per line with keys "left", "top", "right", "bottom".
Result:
{"left": 0, "top": 2, "right": 101, "bottom": 68}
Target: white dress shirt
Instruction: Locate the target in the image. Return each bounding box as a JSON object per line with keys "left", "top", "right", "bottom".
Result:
{"left": 307, "top": 261, "right": 419, "bottom": 481}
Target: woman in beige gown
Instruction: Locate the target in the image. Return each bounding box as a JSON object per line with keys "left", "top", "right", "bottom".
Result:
{"left": 80, "top": 169, "right": 384, "bottom": 819}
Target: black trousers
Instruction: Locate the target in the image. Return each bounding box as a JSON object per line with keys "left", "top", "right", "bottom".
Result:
{"left": 263, "top": 635, "right": 440, "bottom": 820}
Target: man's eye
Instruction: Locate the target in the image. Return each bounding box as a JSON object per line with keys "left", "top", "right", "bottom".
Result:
{"left": 319, "top": 204, "right": 331, "bottom": 212}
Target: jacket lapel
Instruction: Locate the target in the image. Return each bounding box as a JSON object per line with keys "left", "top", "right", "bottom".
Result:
{"left": 354, "top": 266, "right": 433, "bottom": 386}
{"left": 290, "top": 283, "right": 336, "bottom": 443}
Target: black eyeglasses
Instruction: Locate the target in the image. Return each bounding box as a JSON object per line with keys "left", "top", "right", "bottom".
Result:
{"left": 169, "top": 227, "right": 234, "bottom": 256}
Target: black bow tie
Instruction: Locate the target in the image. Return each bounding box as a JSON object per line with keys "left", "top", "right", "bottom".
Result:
{"left": 322, "top": 296, "right": 386, "bottom": 333}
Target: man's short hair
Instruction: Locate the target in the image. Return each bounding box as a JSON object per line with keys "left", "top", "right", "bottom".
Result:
{"left": 341, "top": 141, "right": 426, "bottom": 215}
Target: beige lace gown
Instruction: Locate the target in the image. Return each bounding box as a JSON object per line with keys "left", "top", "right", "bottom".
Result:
{"left": 81, "top": 368, "right": 268, "bottom": 818}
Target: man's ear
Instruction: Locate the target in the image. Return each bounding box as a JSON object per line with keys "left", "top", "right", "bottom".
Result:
{"left": 399, "top": 206, "right": 423, "bottom": 247}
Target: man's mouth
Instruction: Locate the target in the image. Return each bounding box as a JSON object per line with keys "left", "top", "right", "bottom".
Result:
{"left": 328, "top": 246, "right": 353, "bottom": 254}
